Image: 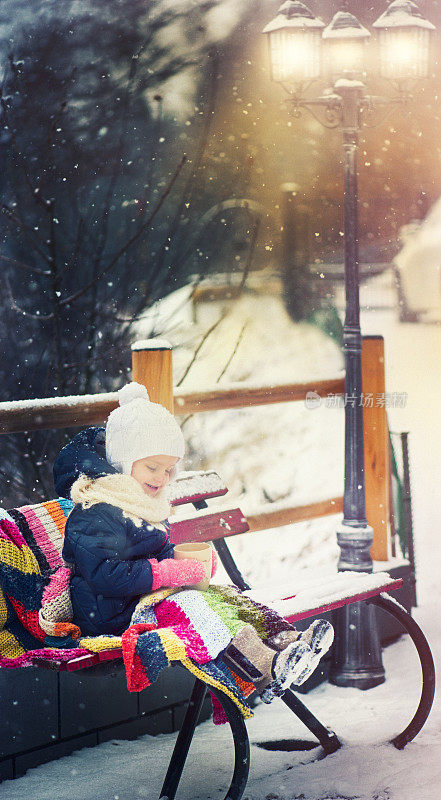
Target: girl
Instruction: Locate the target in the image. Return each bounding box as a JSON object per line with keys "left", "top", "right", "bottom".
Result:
{"left": 54, "top": 382, "right": 333, "bottom": 701}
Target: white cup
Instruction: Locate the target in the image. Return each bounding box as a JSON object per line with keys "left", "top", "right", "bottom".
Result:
{"left": 173, "top": 542, "right": 212, "bottom": 591}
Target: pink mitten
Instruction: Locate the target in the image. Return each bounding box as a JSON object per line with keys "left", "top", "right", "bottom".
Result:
{"left": 150, "top": 558, "right": 206, "bottom": 591}
{"left": 211, "top": 546, "right": 218, "bottom": 578}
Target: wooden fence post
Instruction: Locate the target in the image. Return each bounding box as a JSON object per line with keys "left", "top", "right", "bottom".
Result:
{"left": 131, "top": 340, "right": 174, "bottom": 413}
{"left": 361, "top": 335, "right": 390, "bottom": 561}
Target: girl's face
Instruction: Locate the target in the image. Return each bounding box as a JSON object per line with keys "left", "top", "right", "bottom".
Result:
{"left": 131, "top": 454, "right": 179, "bottom": 497}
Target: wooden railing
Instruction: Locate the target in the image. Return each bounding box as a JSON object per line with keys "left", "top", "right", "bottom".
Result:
{"left": 0, "top": 379, "right": 346, "bottom": 433}
{"left": 0, "top": 393, "right": 118, "bottom": 435}
{"left": 0, "top": 337, "right": 390, "bottom": 559}
{"left": 173, "top": 377, "right": 345, "bottom": 415}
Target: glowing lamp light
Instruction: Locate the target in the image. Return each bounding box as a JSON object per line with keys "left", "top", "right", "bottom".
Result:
{"left": 373, "top": 0, "right": 435, "bottom": 80}
{"left": 322, "top": 11, "right": 370, "bottom": 79}
{"left": 262, "top": 1, "right": 325, "bottom": 85}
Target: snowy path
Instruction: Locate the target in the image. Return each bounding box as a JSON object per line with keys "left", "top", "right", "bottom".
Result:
{"left": 1, "top": 303, "right": 440, "bottom": 800}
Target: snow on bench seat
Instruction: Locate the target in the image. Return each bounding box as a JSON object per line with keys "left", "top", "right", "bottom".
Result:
{"left": 32, "top": 575, "right": 403, "bottom": 671}
{"left": 244, "top": 571, "right": 403, "bottom": 623}
{"left": 169, "top": 470, "right": 228, "bottom": 506}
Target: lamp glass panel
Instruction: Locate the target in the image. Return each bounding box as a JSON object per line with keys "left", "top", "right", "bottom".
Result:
{"left": 325, "top": 38, "right": 365, "bottom": 77}
{"left": 269, "top": 29, "right": 321, "bottom": 83}
{"left": 379, "top": 28, "right": 430, "bottom": 79}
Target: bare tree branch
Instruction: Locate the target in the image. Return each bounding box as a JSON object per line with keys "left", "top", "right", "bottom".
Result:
{"left": 1, "top": 204, "right": 51, "bottom": 264}
{"left": 179, "top": 414, "right": 194, "bottom": 431}
{"left": 216, "top": 320, "right": 248, "bottom": 383}
{"left": 176, "top": 313, "right": 225, "bottom": 387}
{"left": 55, "top": 216, "right": 85, "bottom": 282}
{"left": 239, "top": 215, "right": 260, "bottom": 291}
{"left": 0, "top": 252, "right": 51, "bottom": 276}
{"left": 1, "top": 82, "right": 53, "bottom": 213}
{"left": 44, "top": 95, "right": 69, "bottom": 163}
{"left": 47, "top": 203, "right": 66, "bottom": 392}
{"left": 0, "top": 465, "right": 30, "bottom": 494}
{"left": 58, "top": 154, "right": 187, "bottom": 309}
{"left": 4, "top": 274, "right": 53, "bottom": 320}
{"left": 29, "top": 340, "right": 51, "bottom": 387}
{"left": 150, "top": 49, "right": 219, "bottom": 290}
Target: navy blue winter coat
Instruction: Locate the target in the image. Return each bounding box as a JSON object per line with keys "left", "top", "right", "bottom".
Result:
{"left": 53, "top": 427, "right": 174, "bottom": 636}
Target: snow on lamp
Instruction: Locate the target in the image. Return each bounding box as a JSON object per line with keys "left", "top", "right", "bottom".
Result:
{"left": 372, "top": 0, "right": 435, "bottom": 81}
{"left": 262, "top": 1, "right": 325, "bottom": 86}
{"left": 322, "top": 11, "right": 371, "bottom": 80}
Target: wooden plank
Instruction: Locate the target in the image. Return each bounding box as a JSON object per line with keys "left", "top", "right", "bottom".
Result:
{"left": 60, "top": 653, "right": 103, "bottom": 671}
{"left": 282, "top": 580, "right": 403, "bottom": 624}
{"left": 0, "top": 394, "right": 118, "bottom": 434}
{"left": 131, "top": 342, "right": 174, "bottom": 413}
{"left": 0, "top": 377, "right": 345, "bottom": 433}
{"left": 169, "top": 498, "right": 342, "bottom": 543}
{"left": 64, "top": 649, "right": 123, "bottom": 671}
{"left": 246, "top": 496, "right": 343, "bottom": 532}
{"left": 170, "top": 509, "right": 249, "bottom": 545}
{"left": 173, "top": 377, "right": 345, "bottom": 415}
{"left": 33, "top": 649, "right": 123, "bottom": 672}
{"left": 362, "top": 336, "right": 390, "bottom": 561}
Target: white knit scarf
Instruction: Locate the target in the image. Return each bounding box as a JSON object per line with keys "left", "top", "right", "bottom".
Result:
{"left": 70, "top": 473, "right": 171, "bottom": 529}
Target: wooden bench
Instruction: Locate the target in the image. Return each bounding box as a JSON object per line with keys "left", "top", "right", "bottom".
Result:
{"left": 5, "top": 471, "right": 435, "bottom": 800}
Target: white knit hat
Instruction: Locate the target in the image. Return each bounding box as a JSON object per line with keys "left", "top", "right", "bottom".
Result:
{"left": 105, "top": 382, "right": 185, "bottom": 475}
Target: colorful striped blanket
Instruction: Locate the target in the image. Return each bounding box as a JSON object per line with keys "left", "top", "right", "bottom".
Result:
{"left": 0, "top": 500, "right": 89, "bottom": 667}
{"left": 0, "top": 500, "right": 292, "bottom": 721}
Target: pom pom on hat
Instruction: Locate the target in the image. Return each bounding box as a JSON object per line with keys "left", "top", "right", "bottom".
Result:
{"left": 105, "top": 381, "right": 185, "bottom": 475}
{"left": 118, "top": 382, "right": 149, "bottom": 405}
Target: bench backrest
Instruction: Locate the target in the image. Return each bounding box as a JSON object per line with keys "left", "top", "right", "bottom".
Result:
{"left": 6, "top": 472, "right": 236, "bottom": 573}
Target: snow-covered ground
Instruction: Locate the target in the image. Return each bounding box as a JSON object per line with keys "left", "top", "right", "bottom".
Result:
{"left": 1, "top": 279, "right": 440, "bottom": 800}
{"left": 394, "top": 196, "right": 441, "bottom": 320}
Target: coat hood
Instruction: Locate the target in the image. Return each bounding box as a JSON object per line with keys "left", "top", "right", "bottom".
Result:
{"left": 53, "top": 426, "right": 118, "bottom": 499}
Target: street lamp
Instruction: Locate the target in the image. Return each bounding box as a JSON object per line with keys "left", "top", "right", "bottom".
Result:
{"left": 263, "top": 1, "right": 324, "bottom": 84}
{"left": 322, "top": 10, "right": 370, "bottom": 79}
{"left": 263, "top": 1, "right": 435, "bottom": 688}
{"left": 373, "top": 0, "right": 435, "bottom": 81}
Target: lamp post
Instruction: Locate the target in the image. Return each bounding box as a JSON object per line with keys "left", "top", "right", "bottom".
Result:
{"left": 263, "top": 1, "right": 435, "bottom": 688}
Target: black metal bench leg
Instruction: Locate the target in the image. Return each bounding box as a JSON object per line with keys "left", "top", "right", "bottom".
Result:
{"left": 210, "top": 688, "right": 251, "bottom": 800}
{"left": 159, "top": 678, "right": 207, "bottom": 800}
{"left": 281, "top": 689, "right": 342, "bottom": 755}
{"left": 368, "top": 594, "right": 436, "bottom": 749}
{"left": 213, "top": 538, "right": 251, "bottom": 591}
{"left": 159, "top": 680, "right": 250, "bottom": 800}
